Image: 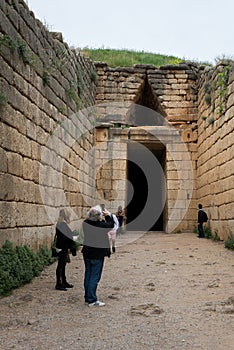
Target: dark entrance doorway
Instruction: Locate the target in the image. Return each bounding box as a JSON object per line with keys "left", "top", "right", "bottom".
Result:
{"left": 126, "top": 142, "right": 166, "bottom": 231}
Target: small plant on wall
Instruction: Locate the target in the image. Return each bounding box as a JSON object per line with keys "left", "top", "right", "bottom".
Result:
{"left": 66, "top": 83, "right": 81, "bottom": 109}
{"left": 216, "top": 64, "right": 230, "bottom": 115}
{"left": 17, "top": 41, "right": 31, "bottom": 64}
{"left": 42, "top": 69, "right": 50, "bottom": 86}
{"left": 202, "top": 63, "right": 231, "bottom": 128}
{"left": 0, "top": 34, "right": 39, "bottom": 67}
{"left": 204, "top": 82, "right": 212, "bottom": 106}
{"left": 90, "top": 70, "right": 98, "bottom": 83}
{"left": 76, "top": 67, "right": 85, "bottom": 96}
{"left": 208, "top": 116, "right": 215, "bottom": 126}
{"left": 0, "top": 34, "right": 16, "bottom": 52}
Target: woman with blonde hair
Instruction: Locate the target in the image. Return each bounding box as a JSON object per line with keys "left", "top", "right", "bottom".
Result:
{"left": 55, "top": 208, "right": 77, "bottom": 291}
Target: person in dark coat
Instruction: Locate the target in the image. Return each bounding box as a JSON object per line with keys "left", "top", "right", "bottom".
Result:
{"left": 197, "top": 203, "right": 208, "bottom": 238}
{"left": 82, "top": 205, "right": 114, "bottom": 306}
{"left": 55, "top": 208, "right": 77, "bottom": 291}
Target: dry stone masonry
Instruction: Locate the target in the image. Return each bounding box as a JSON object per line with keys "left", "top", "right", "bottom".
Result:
{"left": 0, "top": 0, "right": 233, "bottom": 248}
{"left": 197, "top": 63, "right": 234, "bottom": 239}
{"left": 0, "top": 0, "right": 97, "bottom": 248}
{"left": 94, "top": 63, "right": 201, "bottom": 232}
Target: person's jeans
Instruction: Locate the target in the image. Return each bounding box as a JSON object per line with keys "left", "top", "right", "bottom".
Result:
{"left": 83, "top": 257, "right": 104, "bottom": 303}
{"left": 198, "top": 223, "right": 205, "bottom": 237}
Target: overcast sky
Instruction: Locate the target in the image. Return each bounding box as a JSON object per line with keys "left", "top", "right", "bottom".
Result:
{"left": 26, "top": 0, "right": 234, "bottom": 64}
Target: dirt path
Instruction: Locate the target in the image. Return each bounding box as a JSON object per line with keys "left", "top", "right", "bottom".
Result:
{"left": 0, "top": 231, "right": 234, "bottom": 350}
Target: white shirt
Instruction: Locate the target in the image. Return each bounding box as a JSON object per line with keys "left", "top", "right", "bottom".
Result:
{"left": 112, "top": 214, "right": 119, "bottom": 230}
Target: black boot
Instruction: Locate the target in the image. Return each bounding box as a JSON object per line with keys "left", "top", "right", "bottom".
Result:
{"left": 55, "top": 283, "right": 67, "bottom": 291}
{"left": 63, "top": 281, "right": 74, "bottom": 288}
{"left": 62, "top": 279, "right": 74, "bottom": 288}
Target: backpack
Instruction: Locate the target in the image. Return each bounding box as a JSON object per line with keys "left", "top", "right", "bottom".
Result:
{"left": 202, "top": 211, "right": 208, "bottom": 222}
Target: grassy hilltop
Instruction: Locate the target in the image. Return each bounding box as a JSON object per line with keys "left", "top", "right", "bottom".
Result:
{"left": 80, "top": 47, "right": 211, "bottom": 67}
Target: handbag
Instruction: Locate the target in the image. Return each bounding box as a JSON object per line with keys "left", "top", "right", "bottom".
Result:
{"left": 51, "top": 247, "right": 59, "bottom": 257}
{"left": 51, "top": 234, "right": 59, "bottom": 257}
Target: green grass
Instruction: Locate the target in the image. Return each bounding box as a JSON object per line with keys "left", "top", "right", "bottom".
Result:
{"left": 80, "top": 47, "right": 210, "bottom": 68}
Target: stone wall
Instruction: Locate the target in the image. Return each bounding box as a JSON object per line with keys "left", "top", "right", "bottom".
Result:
{"left": 0, "top": 0, "right": 97, "bottom": 249}
{"left": 94, "top": 62, "right": 234, "bottom": 236}
{"left": 197, "top": 61, "right": 234, "bottom": 240}
{"left": 94, "top": 62, "right": 202, "bottom": 232}
{"left": 0, "top": 0, "right": 233, "bottom": 247}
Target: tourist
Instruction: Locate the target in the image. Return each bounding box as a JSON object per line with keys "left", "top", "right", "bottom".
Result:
{"left": 107, "top": 212, "right": 119, "bottom": 253}
{"left": 116, "top": 205, "right": 126, "bottom": 235}
{"left": 82, "top": 205, "right": 114, "bottom": 306}
{"left": 54, "top": 208, "right": 77, "bottom": 291}
{"left": 197, "top": 203, "right": 208, "bottom": 238}
{"left": 101, "top": 204, "right": 119, "bottom": 253}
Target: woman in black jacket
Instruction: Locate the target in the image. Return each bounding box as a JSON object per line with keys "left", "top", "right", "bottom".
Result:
{"left": 55, "top": 209, "right": 76, "bottom": 291}
{"left": 82, "top": 205, "right": 114, "bottom": 306}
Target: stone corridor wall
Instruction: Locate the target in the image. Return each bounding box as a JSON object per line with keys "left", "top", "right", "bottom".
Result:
{"left": 0, "top": 0, "right": 233, "bottom": 248}
{"left": 0, "top": 0, "right": 97, "bottom": 249}
{"left": 197, "top": 62, "right": 234, "bottom": 240}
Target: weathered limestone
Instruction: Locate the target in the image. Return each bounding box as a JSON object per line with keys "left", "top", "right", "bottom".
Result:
{"left": 0, "top": 0, "right": 97, "bottom": 248}
{"left": 94, "top": 63, "right": 199, "bottom": 232}
{"left": 197, "top": 62, "right": 234, "bottom": 240}
{"left": 0, "top": 0, "right": 233, "bottom": 247}
{"left": 94, "top": 61, "right": 233, "bottom": 236}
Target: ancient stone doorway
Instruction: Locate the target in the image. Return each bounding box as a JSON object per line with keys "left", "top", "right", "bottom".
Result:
{"left": 126, "top": 141, "right": 166, "bottom": 231}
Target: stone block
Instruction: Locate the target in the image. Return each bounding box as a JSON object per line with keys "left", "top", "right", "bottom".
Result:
{"left": 167, "top": 179, "right": 179, "bottom": 190}
{"left": 112, "top": 169, "right": 126, "bottom": 180}
{"left": 0, "top": 201, "right": 17, "bottom": 227}
{"left": 7, "top": 151, "right": 23, "bottom": 177}
{"left": 22, "top": 157, "right": 39, "bottom": 182}
{"left": 96, "top": 128, "right": 109, "bottom": 142}
{"left": 101, "top": 169, "right": 112, "bottom": 179}
{"left": 0, "top": 147, "right": 8, "bottom": 172}
{"left": 181, "top": 129, "right": 198, "bottom": 142}
{"left": 112, "top": 159, "right": 127, "bottom": 170}
{"left": 0, "top": 173, "right": 15, "bottom": 201}
{"left": 219, "top": 202, "right": 234, "bottom": 220}
{"left": 167, "top": 189, "right": 179, "bottom": 200}
{"left": 21, "top": 225, "right": 53, "bottom": 250}
{"left": 0, "top": 56, "right": 14, "bottom": 83}
{"left": 0, "top": 227, "right": 23, "bottom": 247}
{"left": 227, "top": 92, "right": 234, "bottom": 110}
{"left": 96, "top": 179, "right": 111, "bottom": 190}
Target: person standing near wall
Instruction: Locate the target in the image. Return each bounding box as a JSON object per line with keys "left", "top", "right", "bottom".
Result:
{"left": 55, "top": 209, "right": 77, "bottom": 291}
{"left": 82, "top": 205, "right": 114, "bottom": 306}
{"left": 116, "top": 205, "right": 126, "bottom": 235}
{"left": 100, "top": 204, "right": 119, "bottom": 253}
{"left": 107, "top": 212, "right": 119, "bottom": 253}
{"left": 197, "top": 204, "right": 208, "bottom": 238}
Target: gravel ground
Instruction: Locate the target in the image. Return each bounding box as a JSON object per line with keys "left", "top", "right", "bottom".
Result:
{"left": 0, "top": 231, "right": 234, "bottom": 350}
